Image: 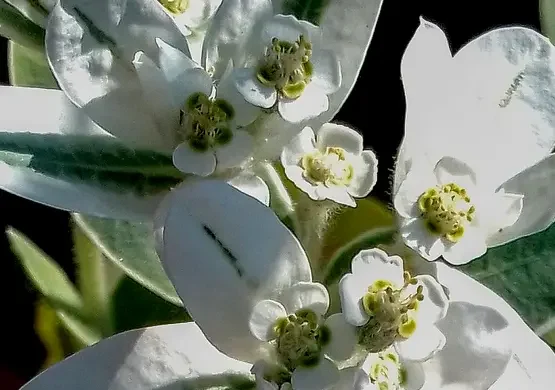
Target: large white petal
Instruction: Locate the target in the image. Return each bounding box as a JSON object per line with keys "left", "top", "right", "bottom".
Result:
{"left": 176, "top": 0, "right": 222, "bottom": 30}
{"left": 214, "top": 131, "right": 254, "bottom": 171}
{"left": 338, "top": 273, "right": 369, "bottom": 326}
{"left": 420, "top": 302, "right": 511, "bottom": 389}
{"left": 488, "top": 153, "right": 555, "bottom": 247}
{"left": 170, "top": 67, "right": 214, "bottom": 111}
{"left": 216, "top": 71, "right": 261, "bottom": 127}
{"left": 161, "top": 179, "right": 311, "bottom": 362}
{"left": 304, "top": 0, "right": 384, "bottom": 130}
{"left": 310, "top": 49, "right": 342, "bottom": 95}
{"left": 351, "top": 248, "right": 405, "bottom": 288}
{"left": 315, "top": 123, "right": 363, "bottom": 155}
{"left": 395, "top": 325, "right": 446, "bottom": 362}
{"left": 291, "top": 358, "right": 340, "bottom": 390}
{"left": 435, "top": 263, "right": 555, "bottom": 388}
{"left": 323, "top": 313, "right": 357, "bottom": 361}
{"left": 280, "top": 126, "right": 316, "bottom": 167}
{"left": 156, "top": 38, "right": 197, "bottom": 82}
{"left": 249, "top": 299, "right": 287, "bottom": 341}
{"left": 46, "top": 0, "right": 190, "bottom": 151}
{"left": 226, "top": 173, "right": 270, "bottom": 206}
{"left": 21, "top": 323, "right": 252, "bottom": 390}
{"left": 433, "top": 156, "right": 477, "bottom": 189}
{"left": 278, "top": 84, "right": 329, "bottom": 124}
{"left": 347, "top": 150, "right": 378, "bottom": 198}
{"left": 400, "top": 218, "right": 446, "bottom": 261}
{"left": 172, "top": 142, "right": 217, "bottom": 176}
{"left": 449, "top": 25, "right": 555, "bottom": 187}
{"left": 441, "top": 227, "right": 487, "bottom": 265}
{"left": 406, "top": 275, "right": 449, "bottom": 325}
{"left": 233, "top": 67, "right": 277, "bottom": 109}
{"left": 393, "top": 163, "right": 437, "bottom": 219}
{"left": 202, "top": 0, "right": 273, "bottom": 80}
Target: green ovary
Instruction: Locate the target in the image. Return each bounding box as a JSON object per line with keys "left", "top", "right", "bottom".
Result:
{"left": 301, "top": 147, "right": 354, "bottom": 187}
{"left": 159, "top": 0, "right": 189, "bottom": 14}
{"left": 417, "top": 183, "right": 475, "bottom": 242}
{"left": 256, "top": 35, "right": 313, "bottom": 99}
{"left": 358, "top": 272, "right": 424, "bottom": 353}
{"left": 181, "top": 92, "right": 235, "bottom": 152}
{"left": 272, "top": 309, "right": 329, "bottom": 371}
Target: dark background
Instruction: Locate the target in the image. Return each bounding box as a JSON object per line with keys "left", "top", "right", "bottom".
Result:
{"left": 0, "top": 0, "right": 543, "bottom": 387}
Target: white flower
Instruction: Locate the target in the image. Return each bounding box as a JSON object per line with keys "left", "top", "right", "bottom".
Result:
{"left": 394, "top": 156, "right": 524, "bottom": 265}
{"left": 395, "top": 18, "right": 555, "bottom": 255}
{"left": 281, "top": 124, "right": 377, "bottom": 207}
{"left": 233, "top": 14, "right": 342, "bottom": 123}
{"left": 359, "top": 348, "right": 425, "bottom": 390}
{"left": 158, "top": 0, "right": 222, "bottom": 33}
{"left": 248, "top": 282, "right": 357, "bottom": 390}
{"left": 339, "top": 248, "right": 449, "bottom": 362}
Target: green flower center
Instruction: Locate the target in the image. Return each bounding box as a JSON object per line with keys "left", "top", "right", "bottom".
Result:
{"left": 256, "top": 35, "right": 313, "bottom": 99}
{"left": 358, "top": 272, "right": 424, "bottom": 353}
{"left": 417, "top": 183, "right": 476, "bottom": 243}
{"left": 301, "top": 147, "right": 354, "bottom": 187}
{"left": 272, "top": 309, "right": 330, "bottom": 371}
{"left": 368, "top": 349, "right": 407, "bottom": 390}
{"left": 180, "top": 92, "right": 235, "bottom": 152}
{"left": 159, "top": 0, "right": 189, "bottom": 14}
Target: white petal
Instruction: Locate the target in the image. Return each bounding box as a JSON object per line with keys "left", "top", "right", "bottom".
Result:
{"left": 283, "top": 166, "right": 321, "bottom": 201}
{"left": 234, "top": 67, "right": 277, "bottom": 108}
{"left": 170, "top": 67, "right": 214, "bottom": 110}
{"left": 347, "top": 150, "right": 378, "bottom": 198}
{"left": 480, "top": 190, "right": 523, "bottom": 235}
{"left": 393, "top": 165, "right": 437, "bottom": 219}
{"left": 433, "top": 156, "right": 477, "bottom": 189}
{"left": 202, "top": 0, "right": 273, "bottom": 80}
{"left": 161, "top": 180, "right": 311, "bottom": 362}
{"left": 281, "top": 282, "right": 329, "bottom": 316}
{"left": 177, "top": 0, "right": 222, "bottom": 30}
{"left": 172, "top": 142, "right": 216, "bottom": 176}
{"left": 155, "top": 37, "right": 197, "bottom": 82}
{"left": 0, "top": 163, "right": 163, "bottom": 221}
{"left": 227, "top": 173, "right": 270, "bottom": 206}
{"left": 132, "top": 52, "right": 178, "bottom": 143}
{"left": 395, "top": 325, "right": 446, "bottom": 362}
{"left": 398, "top": 18, "right": 455, "bottom": 178}
{"left": 281, "top": 127, "right": 316, "bottom": 167}
{"left": 351, "top": 248, "right": 405, "bottom": 288}
{"left": 278, "top": 84, "right": 329, "bottom": 123}
{"left": 315, "top": 185, "right": 356, "bottom": 207}
{"left": 421, "top": 302, "right": 512, "bottom": 389}
{"left": 407, "top": 275, "right": 449, "bottom": 325}
{"left": 400, "top": 218, "right": 446, "bottom": 261}
{"left": 323, "top": 314, "right": 357, "bottom": 361}
{"left": 441, "top": 228, "right": 487, "bottom": 265}
{"left": 214, "top": 131, "right": 254, "bottom": 171}
{"left": 217, "top": 71, "right": 261, "bottom": 127}
{"left": 401, "top": 360, "right": 425, "bottom": 390}
{"left": 338, "top": 273, "right": 370, "bottom": 326}
{"left": 0, "top": 86, "right": 108, "bottom": 137}
{"left": 291, "top": 358, "right": 340, "bottom": 390}
{"left": 488, "top": 153, "right": 555, "bottom": 247}
{"left": 249, "top": 299, "right": 287, "bottom": 341}
{"left": 261, "top": 14, "right": 311, "bottom": 44}
{"left": 449, "top": 25, "right": 555, "bottom": 186}
{"left": 316, "top": 123, "right": 363, "bottom": 155}
{"left": 332, "top": 367, "right": 369, "bottom": 390}
{"left": 21, "top": 323, "right": 252, "bottom": 390}
{"left": 311, "top": 49, "right": 342, "bottom": 94}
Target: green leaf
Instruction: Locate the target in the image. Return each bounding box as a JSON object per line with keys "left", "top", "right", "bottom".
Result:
{"left": 540, "top": 0, "right": 555, "bottom": 44}
{"left": 111, "top": 276, "right": 190, "bottom": 333}
{"left": 459, "top": 223, "right": 555, "bottom": 344}
{"left": 321, "top": 226, "right": 397, "bottom": 286}
{"left": 7, "top": 227, "right": 102, "bottom": 346}
{"left": 0, "top": 0, "right": 45, "bottom": 51}
{"left": 4, "top": 0, "right": 49, "bottom": 29}
{"left": 73, "top": 214, "right": 182, "bottom": 306}
{"left": 0, "top": 132, "right": 184, "bottom": 195}
{"left": 282, "top": 0, "right": 330, "bottom": 25}
{"left": 8, "top": 39, "right": 57, "bottom": 88}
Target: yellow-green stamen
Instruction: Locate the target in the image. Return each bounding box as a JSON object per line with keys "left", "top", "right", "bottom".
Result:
{"left": 159, "top": 0, "right": 189, "bottom": 14}
{"left": 300, "top": 147, "right": 354, "bottom": 187}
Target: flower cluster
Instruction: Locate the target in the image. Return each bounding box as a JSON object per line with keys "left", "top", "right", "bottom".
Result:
{"left": 3, "top": 1, "right": 555, "bottom": 389}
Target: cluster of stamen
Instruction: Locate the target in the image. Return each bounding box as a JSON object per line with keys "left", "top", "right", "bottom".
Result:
{"left": 368, "top": 349, "right": 407, "bottom": 390}
{"left": 159, "top": 0, "right": 188, "bottom": 14}
{"left": 256, "top": 35, "right": 313, "bottom": 99}
{"left": 300, "top": 147, "right": 354, "bottom": 187}
{"left": 417, "top": 183, "right": 475, "bottom": 243}
{"left": 271, "top": 308, "right": 330, "bottom": 372}
{"left": 358, "top": 272, "right": 424, "bottom": 353}
{"left": 180, "top": 92, "right": 234, "bottom": 152}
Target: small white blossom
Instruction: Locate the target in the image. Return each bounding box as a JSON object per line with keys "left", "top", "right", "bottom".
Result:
{"left": 281, "top": 124, "right": 377, "bottom": 207}
{"left": 233, "top": 14, "right": 342, "bottom": 123}
{"left": 339, "top": 249, "right": 449, "bottom": 362}
{"left": 359, "top": 348, "right": 425, "bottom": 390}
{"left": 249, "top": 282, "right": 356, "bottom": 390}
{"left": 394, "top": 156, "right": 523, "bottom": 264}
{"left": 133, "top": 40, "right": 261, "bottom": 176}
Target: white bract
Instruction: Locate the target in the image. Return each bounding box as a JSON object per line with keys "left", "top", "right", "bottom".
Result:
{"left": 249, "top": 282, "right": 357, "bottom": 390}
{"left": 234, "top": 14, "right": 342, "bottom": 123}
{"left": 394, "top": 18, "right": 555, "bottom": 263}
{"left": 394, "top": 156, "right": 523, "bottom": 264}
{"left": 339, "top": 249, "right": 449, "bottom": 362}
{"left": 281, "top": 124, "right": 377, "bottom": 207}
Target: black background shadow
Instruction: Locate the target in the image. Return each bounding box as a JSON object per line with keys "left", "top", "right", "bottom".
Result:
{"left": 0, "top": 0, "right": 542, "bottom": 384}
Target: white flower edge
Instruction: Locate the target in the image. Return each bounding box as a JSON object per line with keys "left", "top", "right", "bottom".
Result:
{"left": 281, "top": 124, "right": 378, "bottom": 207}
